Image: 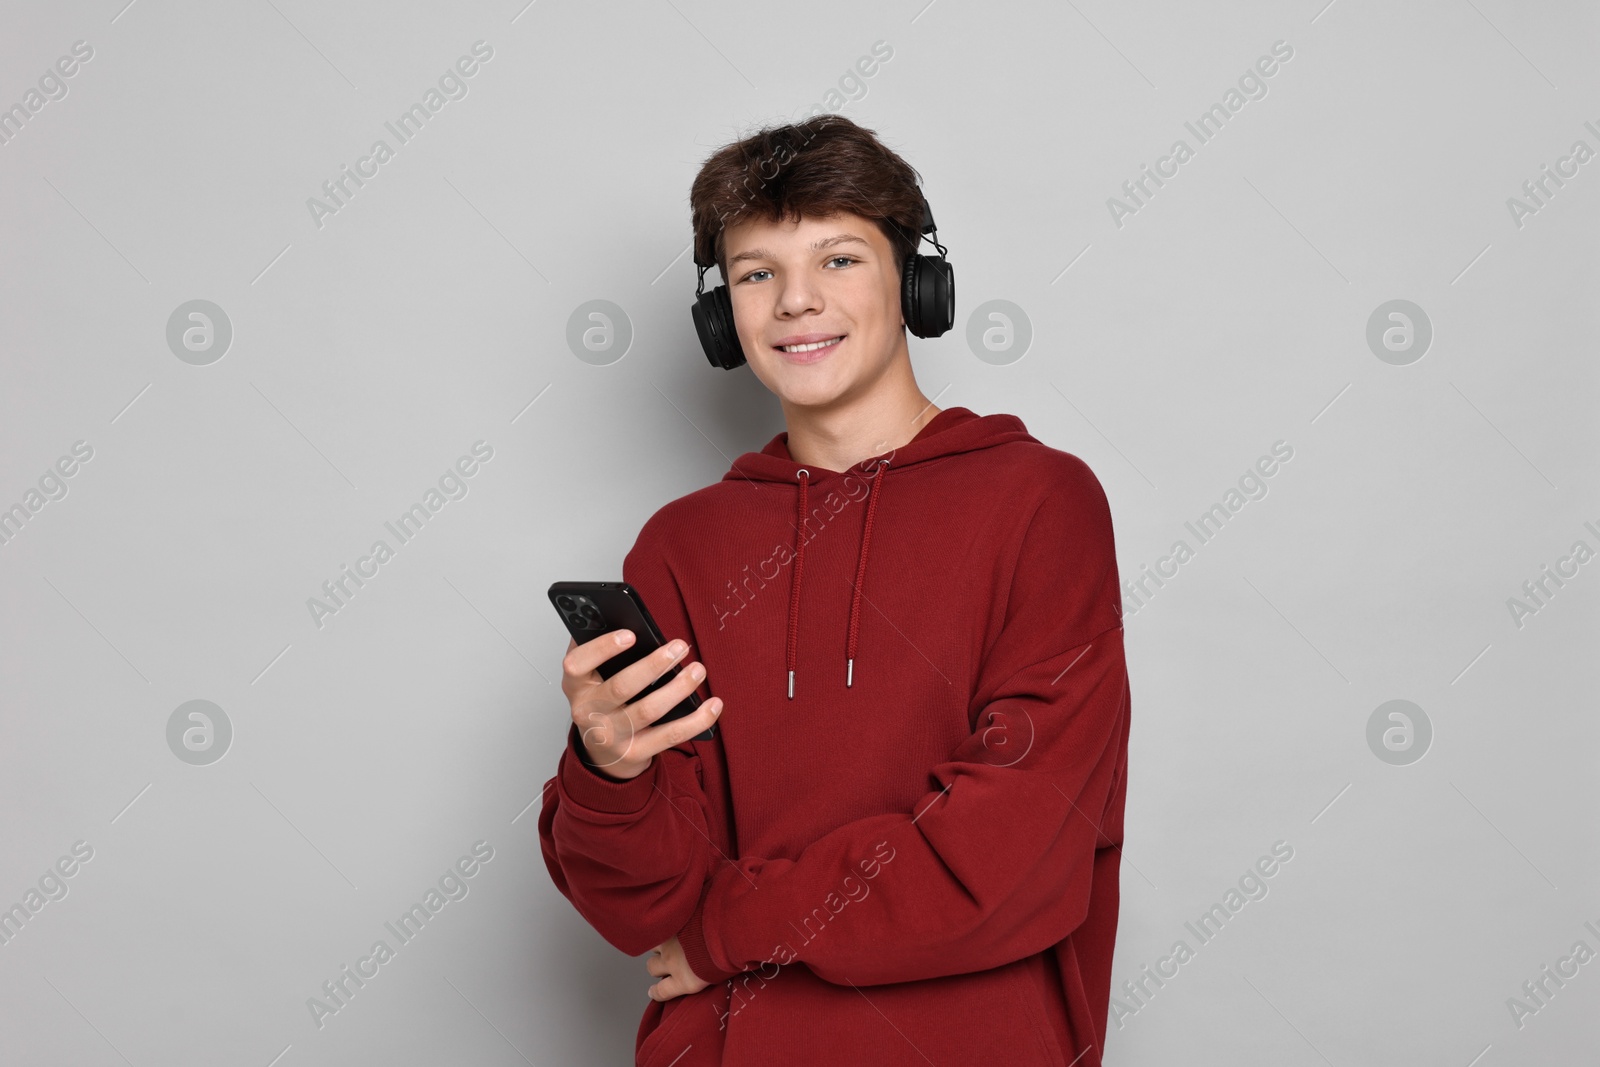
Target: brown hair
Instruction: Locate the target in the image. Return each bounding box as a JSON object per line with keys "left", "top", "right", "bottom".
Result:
{"left": 689, "top": 114, "right": 925, "bottom": 280}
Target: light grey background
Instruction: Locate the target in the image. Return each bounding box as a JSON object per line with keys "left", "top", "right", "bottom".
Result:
{"left": 1, "top": 1, "right": 1595, "bottom": 1064}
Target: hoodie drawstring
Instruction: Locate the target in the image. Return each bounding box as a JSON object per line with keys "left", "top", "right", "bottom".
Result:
{"left": 785, "top": 460, "right": 888, "bottom": 699}
{"left": 786, "top": 469, "right": 810, "bottom": 699}
{"left": 846, "top": 459, "right": 887, "bottom": 688}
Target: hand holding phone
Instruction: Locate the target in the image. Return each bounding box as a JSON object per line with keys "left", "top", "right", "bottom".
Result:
{"left": 559, "top": 632, "right": 722, "bottom": 780}
{"left": 551, "top": 583, "right": 721, "bottom": 780}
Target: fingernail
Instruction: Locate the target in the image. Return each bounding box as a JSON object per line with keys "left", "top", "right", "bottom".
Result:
{"left": 667, "top": 640, "right": 687, "bottom": 657}
{"left": 689, "top": 663, "right": 705, "bottom": 681}
{"left": 710, "top": 699, "right": 722, "bottom": 715}
{"left": 616, "top": 631, "right": 634, "bottom": 645}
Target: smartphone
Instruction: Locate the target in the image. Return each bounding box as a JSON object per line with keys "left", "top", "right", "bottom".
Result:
{"left": 548, "top": 581, "right": 716, "bottom": 741}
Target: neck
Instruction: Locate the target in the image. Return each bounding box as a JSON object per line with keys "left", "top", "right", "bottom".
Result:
{"left": 781, "top": 358, "right": 941, "bottom": 473}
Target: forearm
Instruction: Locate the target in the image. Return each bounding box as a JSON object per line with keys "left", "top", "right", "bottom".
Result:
{"left": 681, "top": 629, "right": 1130, "bottom": 987}
{"left": 676, "top": 453, "right": 1129, "bottom": 988}
{"left": 540, "top": 726, "right": 719, "bottom": 956}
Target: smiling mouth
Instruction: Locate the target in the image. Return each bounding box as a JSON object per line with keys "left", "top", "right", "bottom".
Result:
{"left": 775, "top": 335, "right": 845, "bottom": 354}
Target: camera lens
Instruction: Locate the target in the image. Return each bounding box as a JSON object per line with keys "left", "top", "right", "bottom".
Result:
{"left": 581, "top": 603, "right": 601, "bottom": 621}
{"left": 556, "top": 595, "right": 575, "bottom": 611}
{"left": 567, "top": 612, "right": 589, "bottom": 630}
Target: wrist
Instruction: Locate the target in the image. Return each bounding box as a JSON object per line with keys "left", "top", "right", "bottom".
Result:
{"left": 559, "top": 724, "right": 657, "bottom": 814}
{"left": 574, "top": 729, "right": 649, "bottom": 781}
{"left": 679, "top": 902, "right": 741, "bottom": 985}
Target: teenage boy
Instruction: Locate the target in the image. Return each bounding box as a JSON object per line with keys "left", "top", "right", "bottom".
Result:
{"left": 539, "top": 115, "right": 1131, "bottom": 1067}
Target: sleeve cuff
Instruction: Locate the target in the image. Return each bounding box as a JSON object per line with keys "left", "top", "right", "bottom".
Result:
{"left": 558, "top": 723, "right": 657, "bottom": 814}
{"left": 679, "top": 900, "right": 742, "bottom": 984}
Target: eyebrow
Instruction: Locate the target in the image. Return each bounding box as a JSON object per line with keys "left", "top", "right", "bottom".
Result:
{"left": 727, "top": 233, "right": 869, "bottom": 266}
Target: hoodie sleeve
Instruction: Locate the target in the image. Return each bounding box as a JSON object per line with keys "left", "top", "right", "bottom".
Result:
{"left": 676, "top": 457, "right": 1130, "bottom": 987}
{"left": 537, "top": 510, "right": 728, "bottom": 959}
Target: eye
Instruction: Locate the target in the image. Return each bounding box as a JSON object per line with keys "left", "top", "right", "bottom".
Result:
{"left": 738, "top": 269, "right": 772, "bottom": 284}
{"left": 826, "top": 255, "right": 858, "bottom": 268}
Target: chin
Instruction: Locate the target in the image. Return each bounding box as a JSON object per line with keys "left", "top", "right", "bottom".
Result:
{"left": 780, "top": 378, "right": 865, "bottom": 413}
{"left": 764, "top": 373, "right": 832, "bottom": 404}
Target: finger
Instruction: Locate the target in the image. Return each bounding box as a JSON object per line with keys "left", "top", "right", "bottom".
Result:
{"left": 621, "top": 693, "right": 723, "bottom": 770}
{"left": 601, "top": 638, "right": 692, "bottom": 708}
{"left": 578, "top": 655, "right": 707, "bottom": 770}
{"left": 661, "top": 697, "right": 723, "bottom": 746}
{"left": 561, "top": 629, "right": 636, "bottom": 688}
{"left": 605, "top": 674, "right": 714, "bottom": 768}
{"left": 629, "top": 659, "right": 708, "bottom": 728}
{"left": 640, "top": 696, "right": 723, "bottom": 754}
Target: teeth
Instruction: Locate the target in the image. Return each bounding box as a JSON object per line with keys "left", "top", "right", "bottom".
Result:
{"left": 778, "top": 337, "right": 842, "bottom": 353}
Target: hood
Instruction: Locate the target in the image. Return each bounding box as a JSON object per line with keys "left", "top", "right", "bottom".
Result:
{"left": 719, "top": 406, "right": 1037, "bottom": 698}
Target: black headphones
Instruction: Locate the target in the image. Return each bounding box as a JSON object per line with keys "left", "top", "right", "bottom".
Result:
{"left": 690, "top": 192, "right": 955, "bottom": 371}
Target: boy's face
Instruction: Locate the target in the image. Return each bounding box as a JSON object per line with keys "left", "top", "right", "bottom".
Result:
{"left": 721, "top": 210, "right": 907, "bottom": 412}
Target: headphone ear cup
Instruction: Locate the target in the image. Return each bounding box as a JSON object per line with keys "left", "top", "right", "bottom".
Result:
{"left": 900, "top": 254, "right": 921, "bottom": 335}
{"left": 902, "top": 253, "right": 955, "bottom": 338}
{"left": 928, "top": 255, "right": 955, "bottom": 336}
{"left": 691, "top": 283, "right": 745, "bottom": 369}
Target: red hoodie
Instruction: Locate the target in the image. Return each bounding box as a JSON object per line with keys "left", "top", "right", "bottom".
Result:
{"left": 539, "top": 406, "right": 1131, "bottom": 1067}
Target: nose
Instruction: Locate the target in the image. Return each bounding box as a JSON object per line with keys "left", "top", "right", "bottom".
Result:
{"left": 775, "top": 270, "right": 822, "bottom": 318}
